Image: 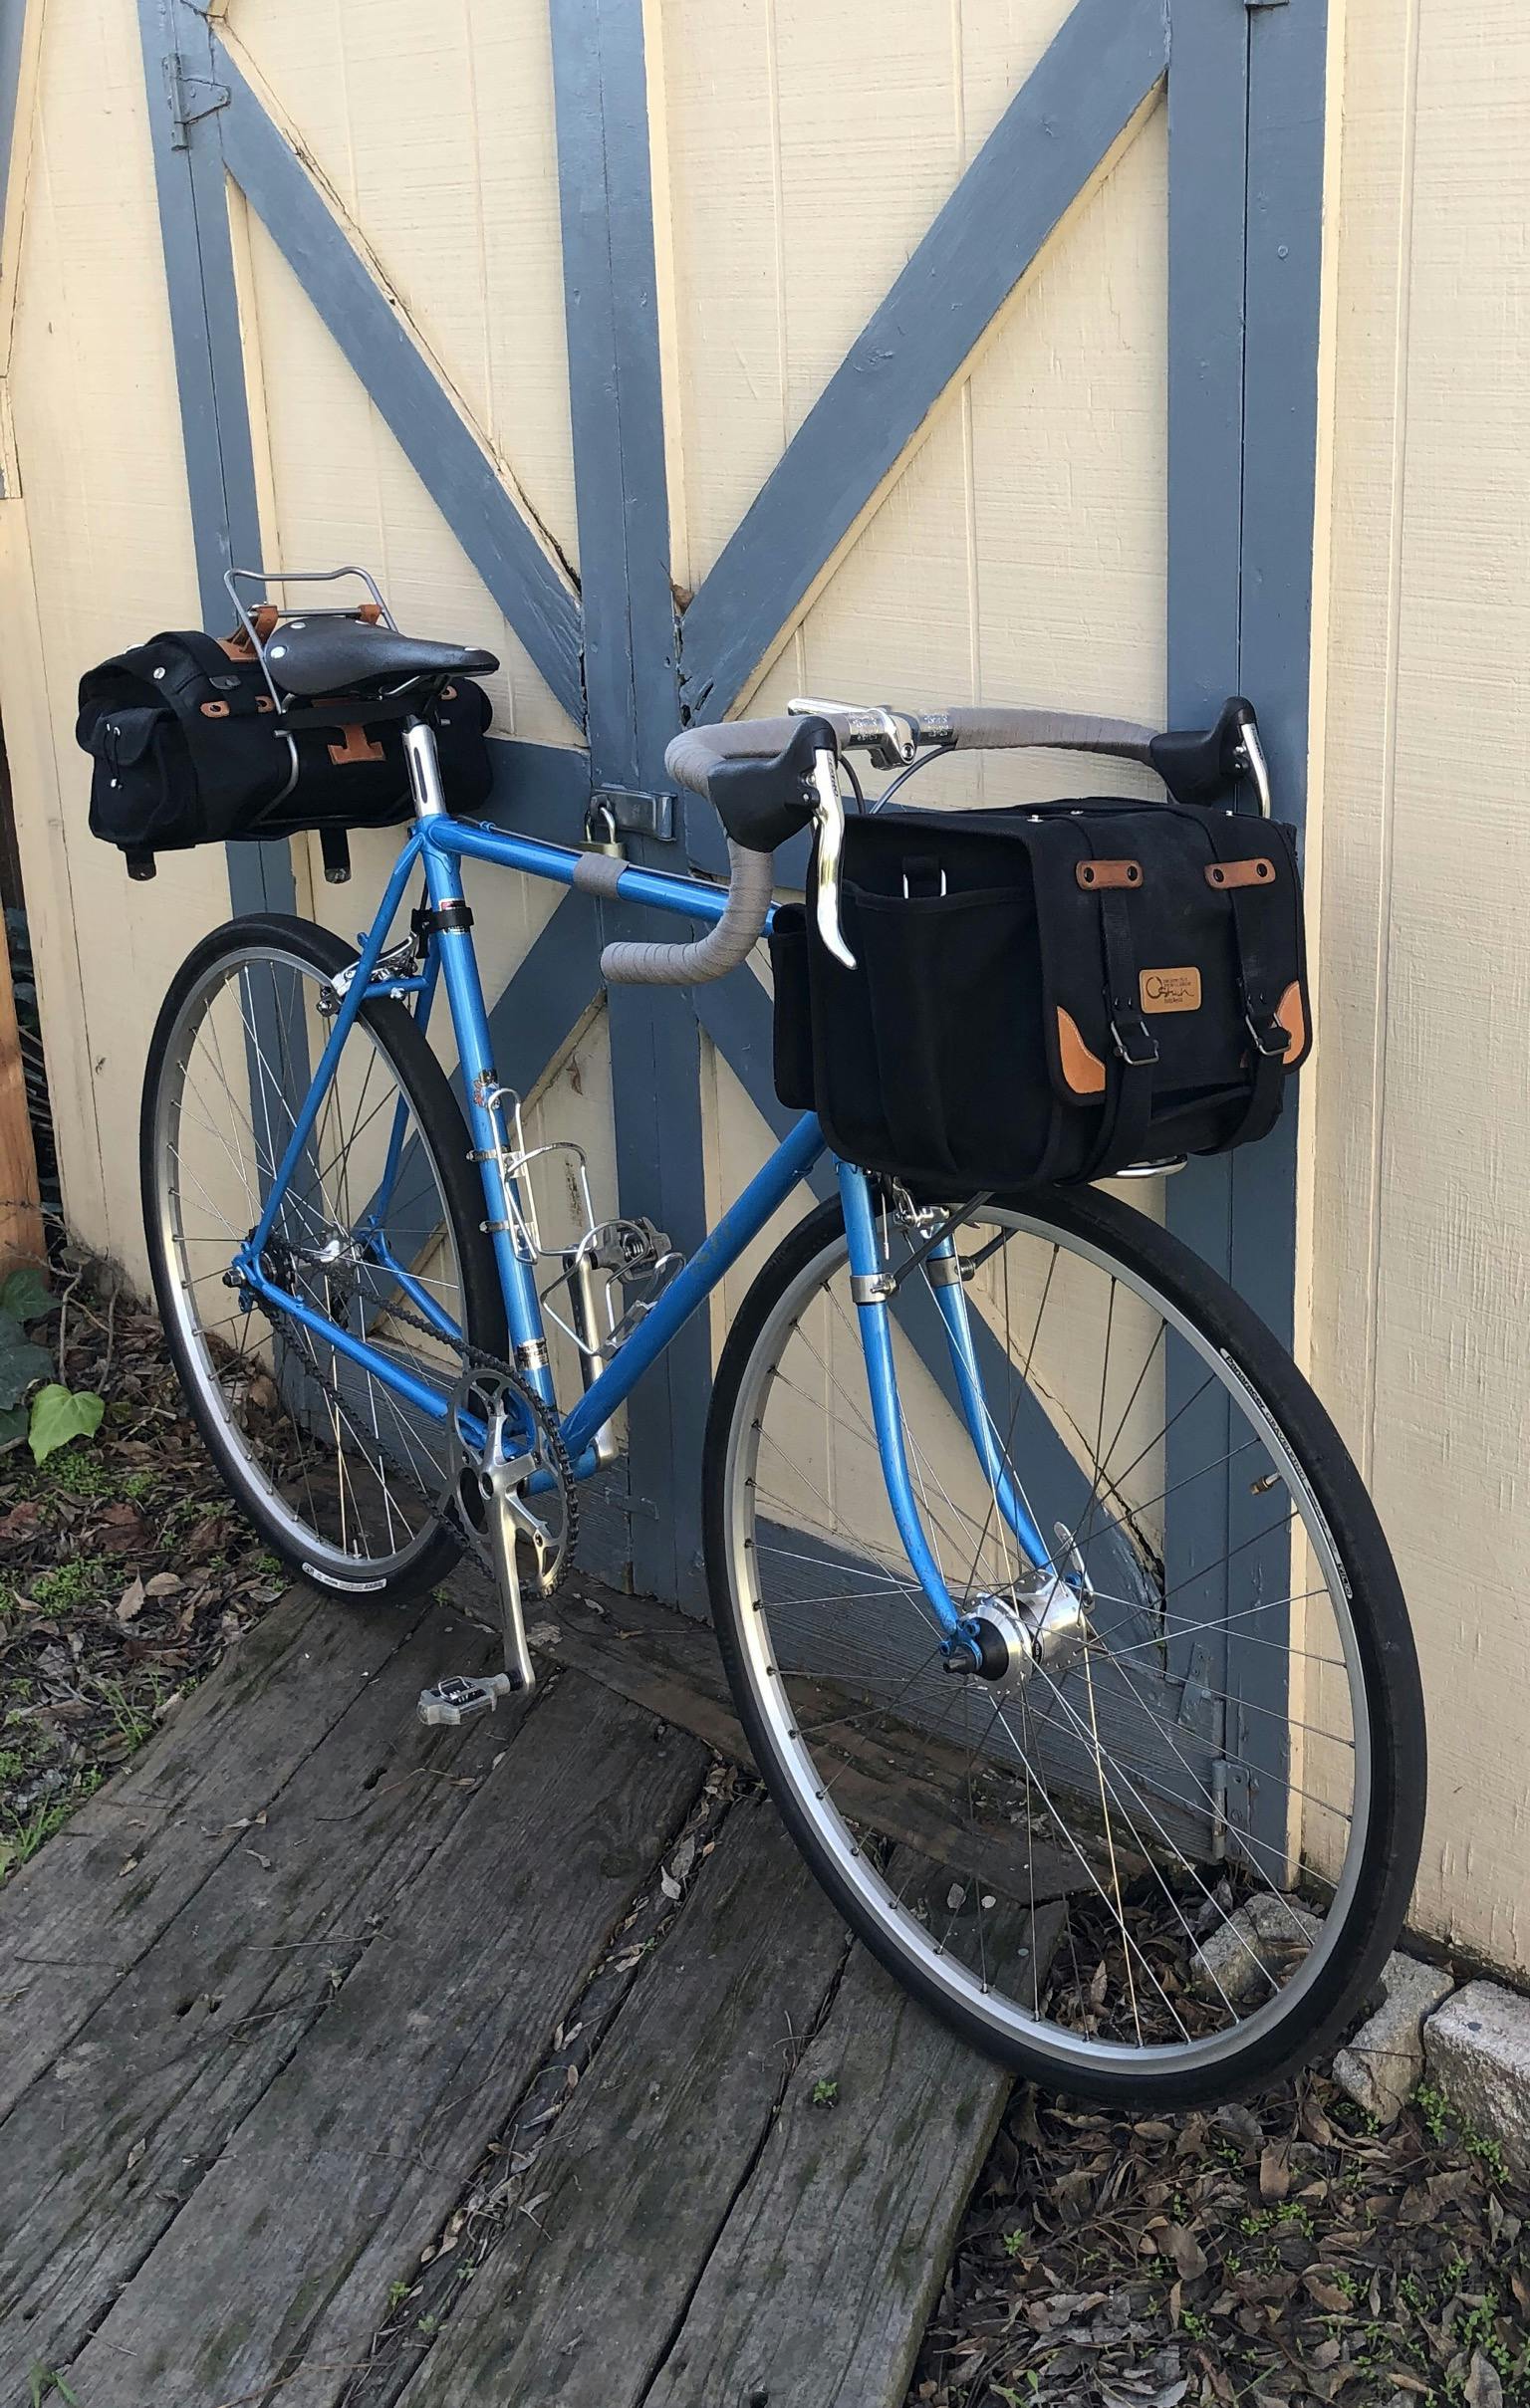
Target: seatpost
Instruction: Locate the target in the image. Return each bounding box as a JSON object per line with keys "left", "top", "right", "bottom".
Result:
{"left": 402, "top": 714, "right": 450, "bottom": 822}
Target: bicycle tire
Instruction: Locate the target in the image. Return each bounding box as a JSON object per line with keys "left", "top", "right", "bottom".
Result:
{"left": 140, "top": 912, "right": 505, "bottom": 1603}
{"left": 703, "top": 1184, "right": 1425, "bottom": 2106}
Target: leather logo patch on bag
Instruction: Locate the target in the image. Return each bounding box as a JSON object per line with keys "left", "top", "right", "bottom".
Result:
{"left": 1140, "top": 967, "right": 1202, "bottom": 1014}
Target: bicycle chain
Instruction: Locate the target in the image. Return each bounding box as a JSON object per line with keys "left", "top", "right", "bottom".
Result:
{"left": 268, "top": 1280, "right": 579, "bottom": 1598}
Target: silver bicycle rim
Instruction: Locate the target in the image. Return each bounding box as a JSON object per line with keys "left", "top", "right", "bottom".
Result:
{"left": 150, "top": 939, "right": 463, "bottom": 1585}
{"left": 722, "top": 1207, "right": 1373, "bottom": 2080}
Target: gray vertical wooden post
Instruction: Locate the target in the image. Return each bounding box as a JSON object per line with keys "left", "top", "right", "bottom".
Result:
{"left": 550, "top": 0, "right": 711, "bottom": 1610}
{"left": 134, "top": 0, "right": 293, "bottom": 920}
{"left": 1165, "top": 0, "right": 1330, "bottom": 1860}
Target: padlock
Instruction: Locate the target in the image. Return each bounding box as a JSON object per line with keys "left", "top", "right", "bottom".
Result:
{"left": 581, "top": 799, "right": 624, "bottom": 858}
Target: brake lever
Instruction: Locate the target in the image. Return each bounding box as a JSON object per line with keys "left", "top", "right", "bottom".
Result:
{"left": 810, "top": 748, "right": 857, "bottom": 969}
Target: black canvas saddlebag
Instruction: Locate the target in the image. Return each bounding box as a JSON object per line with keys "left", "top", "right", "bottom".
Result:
{"left": 76, "top": 626, "right": 493, "bottom": 881}
{"left": 768, "top": 799, "right": 1310, "bottom": 1190}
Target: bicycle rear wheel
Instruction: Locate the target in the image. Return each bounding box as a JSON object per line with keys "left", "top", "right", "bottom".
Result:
{"left": 141, "top": 913, "right": 504, "bottom": 1601}
{"left": 705, "top": 1186, "right": 1424, "bottom": 2106}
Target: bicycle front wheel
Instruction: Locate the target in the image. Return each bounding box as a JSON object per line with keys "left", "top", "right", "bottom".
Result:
{"left": 141, "top": 913, "right": 505, "bottom": 1602}
{"left": 704, "top": 1186, "right": 1424, "bottom": 2105}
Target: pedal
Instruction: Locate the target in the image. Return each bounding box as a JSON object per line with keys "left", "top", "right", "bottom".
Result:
{"left": 416, "top": 1671, "right": 516, "bottom": 1728}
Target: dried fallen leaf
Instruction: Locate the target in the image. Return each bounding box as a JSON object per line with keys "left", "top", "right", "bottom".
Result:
{"left": 1464, "top": 2352, "right": 1504, "bottom": 2408}
{"left": 1162, "top": 2223, "right": 1208, "bottom": 2281}
{"left": 1303, "top": 2272, "right": 1354, "bottom": 2314}
{"left": 1260, "top": 2142, "right": 1292, "bottom": 2201}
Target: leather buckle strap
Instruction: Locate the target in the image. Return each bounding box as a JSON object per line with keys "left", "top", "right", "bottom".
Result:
{"left": 1111, "top": 1011, "right": 1159, "bottom": 1069}
{"left": 1245, "top": 1007, "right": 1290, "bottom": 1059}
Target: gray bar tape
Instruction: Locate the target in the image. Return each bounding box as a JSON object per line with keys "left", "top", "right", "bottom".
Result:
{"left": 664, "top": 704, "right": 1159, "bottom": 800}
{"left": 922, "top": 705, "right": 1156, "bottom": 763}
{"left": 601, "top": 842, "right": 773, "bottom": 987}
{"left": 571, "top": 851, "right": 627, "bottom": 897}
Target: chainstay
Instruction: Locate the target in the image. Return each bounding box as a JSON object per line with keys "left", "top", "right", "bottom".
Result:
{"left": 267, "top": 1280, "right": 580, "bottom": 1596}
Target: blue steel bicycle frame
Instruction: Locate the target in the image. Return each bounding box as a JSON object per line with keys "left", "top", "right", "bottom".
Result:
{"left": 233, "top": 808, "right": 1056, "bottom": 1635}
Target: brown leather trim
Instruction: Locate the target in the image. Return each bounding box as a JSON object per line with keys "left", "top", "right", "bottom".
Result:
{"left": 1140, "top": 966, "right": 1201, "bottom": 1014}
{"left": 1205, "top": 857, "right": 1276, "bottom": 889}
{"left": 219, "top": 604, "right": 280, "bottom": 661}
{"left": 199, "top": 698, "right": 230, "bottom": 719}
{"left": 327, "top": 720, "right": 387, "bottom": 767}
{"left": 1075, "top": 857, "right": 1142, "bottom": 890}
{"left": 357, "top": 602, "right": 382, "bottom": 624}
{"left": 1276, "top": 979, "right": 1307, "bottom": 1061}
{"left": 1056, "top": 1007, "right": 1107, "bottom": 1096}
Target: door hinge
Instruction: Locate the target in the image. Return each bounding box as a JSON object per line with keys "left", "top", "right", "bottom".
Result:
{"left": 591, "top": 787, "right": 677, "bottom": 845}
{"left": 163, "top": 53, "right": 230, "bottom": 148}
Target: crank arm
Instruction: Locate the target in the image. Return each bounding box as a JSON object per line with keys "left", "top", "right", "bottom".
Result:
{"left": 484, "top": 1458, "right": 551, "bottom": 1693}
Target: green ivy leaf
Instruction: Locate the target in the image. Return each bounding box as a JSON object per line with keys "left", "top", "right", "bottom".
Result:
{"left": 0, "top": 1268, "right": 53, "bottom": 1326}
{"left": 0, "top": 1313, "right": 56, "bottom": 1412}
{"left": 28, "top": 1385, "right": 106, "bottom": 1465}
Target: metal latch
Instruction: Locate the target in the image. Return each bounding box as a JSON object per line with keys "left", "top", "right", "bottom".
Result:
{"left": 163, "top": 54, "right": 230, "bottom": 147}
{"left": 591, "top": 787, "right": 677, "bottom": 845}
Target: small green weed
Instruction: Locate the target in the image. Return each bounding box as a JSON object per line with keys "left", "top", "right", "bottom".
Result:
{"left": 810, "top": 2077, "right": 839, "bottom": 2109}
{"left": 46, "top": 1448, "right": 121, "bottom": 1500}
{"left": 1463, "top": 2126, "right": 1512, "bottom": 2187}
{"left": 1414, "top": 2080, "right": 1450, "bottom": 2145}
{"left": 29, "top": 1559, "right": 113, "bottom": 1617}
{"left": 94, "top": 1675, "right": 157, "bottom": 1750}
{"left": 28, "top": 2367, "right": 81, "bottom": 2407}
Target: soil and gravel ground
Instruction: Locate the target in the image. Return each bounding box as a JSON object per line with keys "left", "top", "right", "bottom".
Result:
{"left": 0, "top": 1259, "right": 285, "bottom": 1883}
{"left": 4, "top": 1269, "right": 1527, "bottom": 2408}
{"left": 909, "top": 2072, "right": 1530, "bottom": 2408}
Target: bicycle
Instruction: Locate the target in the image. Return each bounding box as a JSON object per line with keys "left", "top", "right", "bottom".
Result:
{"left": 138, "top": 571, "right": 1425, "bottom": 2108}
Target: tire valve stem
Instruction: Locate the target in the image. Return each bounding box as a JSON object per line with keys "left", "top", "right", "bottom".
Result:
{"left": 1250, "top": 1471, "right": 1281, "bottom": 1495}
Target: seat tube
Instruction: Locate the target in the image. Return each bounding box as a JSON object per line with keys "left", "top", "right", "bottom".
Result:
{"left": 410, "top": 722, "right": 553, "bottom": 1404}
{"left": 838, "top": 1163, "right": 961, "bottom": 1636}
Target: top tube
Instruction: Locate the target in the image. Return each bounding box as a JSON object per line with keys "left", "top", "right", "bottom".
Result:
{"left": 424, "top": 817, "right": 759, "bottom": 933}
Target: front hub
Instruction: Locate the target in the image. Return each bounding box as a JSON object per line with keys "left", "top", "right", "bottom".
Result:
{"left": 942, "top": 1569, "right": 1092, "bottom": 1698}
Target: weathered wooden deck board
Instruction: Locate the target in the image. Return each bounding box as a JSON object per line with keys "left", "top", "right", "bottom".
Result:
{"left": 1, "top": 1577, "right": 1023, "bottom": 2408}
{"left": 0, "top": 1586, "right": 426, "bottom": 2119}
{"left": 393, "top": 1798, "right": 850, "bottom": 2408}
{"left": 525, "top": 1581, "right": 1092, "bottom": 1900}
{"left": 0, "top": 1604, "right": 523, "bottom": 2379}
{"left": 61, "top": 1676, "right": 708, "bottom": 2408}
{"left": 643, "top": 1899, "right": 1064, "bottom": 2408}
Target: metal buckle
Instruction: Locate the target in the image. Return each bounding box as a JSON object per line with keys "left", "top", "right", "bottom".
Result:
{"left": 1245, "top": 1009, "right": 1290, "bottom": 1059}
{"left": 1110, "top": 1014, "right": 1159, "bottom": 1069}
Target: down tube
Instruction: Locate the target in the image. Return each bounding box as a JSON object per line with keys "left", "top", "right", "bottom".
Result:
{"left": 560, "top": 1113, "right": 827, "bottom": 1462}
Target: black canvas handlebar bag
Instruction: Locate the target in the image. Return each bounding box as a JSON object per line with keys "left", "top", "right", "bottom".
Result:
{"left": 769, "top": 799, "right": 1311, "bottom": 1191}
{"left": 76, "top": 627, "right": 493, "bottom": 881}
